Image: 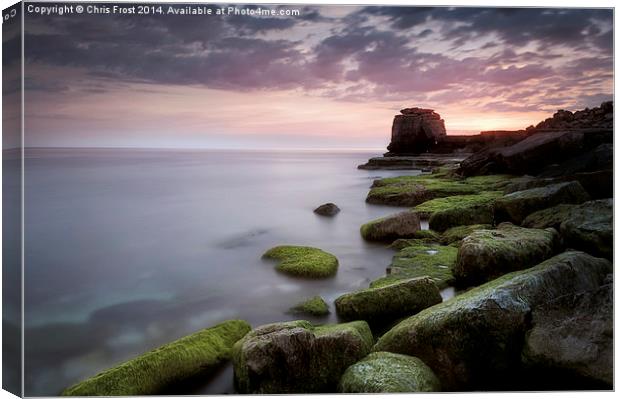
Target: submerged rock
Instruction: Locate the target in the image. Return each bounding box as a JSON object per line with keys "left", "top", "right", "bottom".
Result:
{"left": 62, "top": 320, "right": 252, "bottom": 396}
{"left": 372, "top": 240, "right": 457, "bottom": 289}
{"left": 360, "top": 211, "right": 421, "bottom": 242}
{"left": 232, "top": 320, "right": 373, "bottom": 393}
{"left": 289, "top": 296, "right": 329, "bottom": 317}
{"left": 313, "top": 203, "right": 340, "bottom": 216}
{"left": 454, "top": 223, "right": 560, "bottom": 286}
{"left": 523, "top": 281, "right": 613, "bottom": 388}
{"left": 494, "top": 181, "right": 590, "bottom": 224}
{"left": 339, "top": 352, "right": 441, "bottom": 393}
{"left": 374, "top": 251, "right": 612, "bottom": 391}
{"left": 335, "top": 277, "right": 442, "bottom": 324}
{"left": 262, "top": 245, "right": 338, "bottom": 278}
{"left": 560, "top": 199, "right": 612, "bottom": 260}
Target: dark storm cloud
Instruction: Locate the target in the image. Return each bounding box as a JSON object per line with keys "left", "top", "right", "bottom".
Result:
{"left": 24, "top": 3, "right": 612, "bottom": 107}
{"left": 360, "top": 7, "right": 612, "bottom": 51}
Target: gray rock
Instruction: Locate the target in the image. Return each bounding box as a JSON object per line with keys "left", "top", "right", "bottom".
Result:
{"left": 494, "top": 181, "right": 590, "bottom": 224}
{"left": 339, "top": 352, "right": 441, "bottom": 393}
{"left": 313, "top": 203, "right": 340, "bottom": 216}
{"left": 454, "top": 223, "right": 560, "bottom": 286}
{"left": 560, "top": 199, "right": 612, "bottom": 259}
{"left": 335, "top": 277, "right": 442, "bottom": 324}
{"left": 360, "top": 211, "right": 421, "bottom": 242}
{"left": 374, "top": 251, "right": 612, "bottom": 390}
{"left": 232, "top": 320, "right": 373, "bottom": 393}
{"left": 523, "top": 282, "right": 612, "bottom": 387}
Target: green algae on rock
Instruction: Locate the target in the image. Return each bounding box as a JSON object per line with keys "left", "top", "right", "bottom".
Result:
{"left": 360, "top": 211, "right": 421, "bottom": 242}
{"left": 521, "top": 203, "right": 578, "bottom": 229}
{"left": 289, "top": 296, "right": 330, "bottom": 316}
{"left": 454, "top": 223, "right": 560, "bottom": 286}
{"left": 414, "top": 191, "right": 502, "bottom": 232}
{"left": 62, "top": 320, "right": 252, "bottom": 396}
{"left": 335, "top": 277, "right": 442, "bottom": 324}
{"left": 232, "top": 320, "right": 373, "bottom": 393}
{"left": 494, "top": 181, "right": 590, "bottom": 224}
{"left": 371, "top": 241, "right": 457, "bottom": 289}
{"left": 339, "top": 352, "right": 441, "bottom": 393}
{"left": 440, "top": 224, "right": 493, "bottom": 244}
{"left": 373, "top": 251, "right": 612, "bottom": 391}
{"left": 262, "top": 245, "right": 338, "bottom": 278}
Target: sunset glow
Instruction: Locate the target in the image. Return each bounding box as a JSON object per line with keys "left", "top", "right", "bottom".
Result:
{"left": 14, "top": 4, "right": 613, "bottom": 149}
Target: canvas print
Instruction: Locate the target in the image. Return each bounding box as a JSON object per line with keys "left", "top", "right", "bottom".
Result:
{"left": 1, "top": 0, "right": 614, "bottom": 396}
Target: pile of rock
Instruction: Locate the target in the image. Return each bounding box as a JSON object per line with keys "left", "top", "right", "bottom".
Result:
{"left": 529, "top": 101, "right": 613, "bottom": 131}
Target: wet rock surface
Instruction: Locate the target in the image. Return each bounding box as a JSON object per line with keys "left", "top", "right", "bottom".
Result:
{"left": 232, "top": 320, "right": 373, "bottom": 393}
{"left": 313, "top": 203, "right": 340, "bottom": 216}
{"left": 339, "top": 352, "right": 441, "bottom": 393}
{"left": 360, "top": 211, "right": 421, "bottom": 241}
{"left": 374, "top": 251, "right": 612, "bottom": 391}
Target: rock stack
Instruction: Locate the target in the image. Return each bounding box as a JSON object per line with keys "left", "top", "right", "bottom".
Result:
{"left": 387, "top": 108, "right": 447, "bottom": 154}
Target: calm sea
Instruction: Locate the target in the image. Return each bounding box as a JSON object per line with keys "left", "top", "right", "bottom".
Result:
{"left": 22, "top": 148, "right": 421, "bottom": 395}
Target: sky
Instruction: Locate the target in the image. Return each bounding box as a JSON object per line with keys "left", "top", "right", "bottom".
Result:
{"left": 9, "top": 2, "right": 614, "bottom": 149}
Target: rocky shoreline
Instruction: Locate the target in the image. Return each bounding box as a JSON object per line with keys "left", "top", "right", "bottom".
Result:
{"left": 61, "top": 103, "right": 613, "bottom": 395}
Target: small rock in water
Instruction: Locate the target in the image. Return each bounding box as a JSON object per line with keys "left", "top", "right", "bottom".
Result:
{"left": 314, "top": 202, "right": 340, "bottom": 216}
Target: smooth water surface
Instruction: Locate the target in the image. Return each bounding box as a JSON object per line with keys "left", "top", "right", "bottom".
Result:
{"left": 23, "top": 148, "right": 421, "bottom": 395}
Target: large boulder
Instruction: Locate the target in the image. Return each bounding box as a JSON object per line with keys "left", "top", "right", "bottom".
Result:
{"left": 522, "top": 281, "right": 613, "bottom": 388}
{"left": 374, "top": 251, "right": 612, "bottom": 391}
{"left": 440, "top": 224, "right": 492, "bottom": 245}
{"left": 360, "top": 211, "right": 421, "bottom": 242}
{"left": 62, "top": 320, "right": 252, "bottom": 396}
{"left": 335, "top": 277, "right": 442, "bottom": 324}
{"left": 232, "top": 320, "right": 373, "bottom": 393}
{"left": 560, "top": 199, "right": 612, "bottom": 260}
{"left": 458, "top": 129, "right": 612, "bottom": 177}
{"left": 454, "top": 223, "right": 560, "bottom": 286}
{"left": 415, "top": 191, "right": 502, "bottom": 232}
{"left": 387, "top": 108, "right": 447, "bottom": 154}
{"left": 262, "top": 245, "right": 338, "bottom": 278}
{"left": 339, "top": 352, "right": 441, "bottom": 393}
{"left": 370, "top": 240, "right": 457, "bottom": 289}
{"left": 494, "top": 181, "right": 590, "bottom": 224}
{"left": 521, "top": 204, "right": 577, "bottom": 230}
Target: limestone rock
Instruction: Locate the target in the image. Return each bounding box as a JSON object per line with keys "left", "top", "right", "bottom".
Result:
{"left": 387, "top": 108, "right": 446, "bottom": 154}
{"left": 313, "top": 203, "right": 340, "bottom": 216}
{"left": 373, "top": 251, "right": 612, "bottom": 390}
{"left": 454, "top": 223, "right": 560, "bottom": 286}
{"left": 335, "top": 277, "right": 442, "bottom": 324}
{"left": 494, "top": 181, "right": 590, "bottom": 224}
{"left": 523, "top": 282, "right": 613, "bottom": 387}
{"left": 232, "top": 320, "right": 373, "bottom": 393}
{"left": 360, "top": 211, "right": 421, "bottom": 242}
{"left": 339, "top": 352, "right": 441, "bottom": 393}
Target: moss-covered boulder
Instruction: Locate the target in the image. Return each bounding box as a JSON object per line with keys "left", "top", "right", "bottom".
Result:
{"left": 360, "top": 211, "right": 421, "bottom": 242}
{"left": 366, "top": 175, "right": 479, "bottom": 206}
{"left": 262, "top": 245, "right": 338, "bottom": 278}
{"left": 232, "top": 320, "right": 373, "bottom": 393}
{"left": 289, "top": 296, "right": 329, "bottom": 317}
{"left": 454, "top": 223, "right": 560, "bottom": 286}
{"left": 522, "top": 281, "right": 613, "bottom": 388}
{"left": 440, "top": 224, "right": 492, "bottom": 245}
{"left": 371, "top": 241, "right": 457, "bottom": 289}
{"left": 62, "top": 320, "right": 252, "bottom": 396}
{"left": 494, "top": 181, "right": 590, "bottom": 224}
{"left": 521, "top": 204, "right": 578, "bottom": 229}
{"left": 373, "top": 251, "right": 612, "bottom": 391}
{"left": 338, "top": 352, "right": 441, "bottom": 393}
{"left": 559, "top": 199, "right": 612, "bottom": 260}
{"left": 415, "top": 191, "right": 502, "bottom": 232}
{"left": 335, "top": 277, "right": 441, "bottom": 324}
